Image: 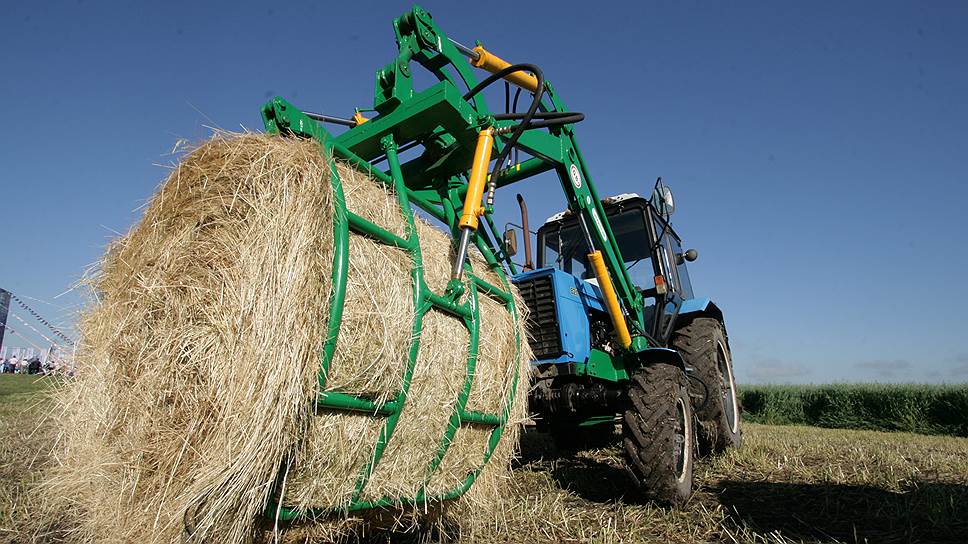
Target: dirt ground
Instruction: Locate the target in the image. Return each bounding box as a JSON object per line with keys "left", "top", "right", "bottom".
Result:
{"left": 2, "top": 374, "right": 966, "bottom": 543}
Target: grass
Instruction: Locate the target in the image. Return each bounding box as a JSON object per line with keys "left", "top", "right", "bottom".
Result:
{"left": 740, "top": 384, "right": 968, "bottom": 437}
{"left": 0, "top": 374, "right": 55, "bottom": 398}
{"left": 1, "top": 378, "right": 966, "bottom": 543}
{"left": 0, "top": 375, "right": 61, "bottom": 544}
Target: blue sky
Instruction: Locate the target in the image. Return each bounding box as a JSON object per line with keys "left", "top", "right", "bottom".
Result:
{"left": 1, "top": 1, "right": 966, "bottom": 383}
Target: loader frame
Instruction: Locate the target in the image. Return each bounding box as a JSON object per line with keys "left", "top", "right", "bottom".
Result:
{"left": 260, "top": 5, "right": 656, "bottom": 518}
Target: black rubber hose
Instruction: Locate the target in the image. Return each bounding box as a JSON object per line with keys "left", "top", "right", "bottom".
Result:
{"left": 462, "top": 62, "right": 543, "bottom": 102}
{"left": 488, "top": 78, "right": 542, "bottom": 193}
{"left": 492, "top": 111, "right": 579, "bottom": 120}
{"left": 504, "top": 81, "right": 513, "bottom": 167}
{"left": 512, "top": 87, "right": 523, "bottom": 164}
{"left": 504, "top": 81, "right": 511, "bottom": 114}
{"left": 524, "top": 113, "right": 585, "bottom": 129}
{"left": 461, "top": 62, "right": 546, "bottom": 198}
{"left": 493, "top": 111, "right": 585, "bottom": 129}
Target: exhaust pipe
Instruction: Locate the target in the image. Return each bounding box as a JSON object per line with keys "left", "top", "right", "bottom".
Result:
{"left": 517, "top": 194, "right": 533, "bottom": 271}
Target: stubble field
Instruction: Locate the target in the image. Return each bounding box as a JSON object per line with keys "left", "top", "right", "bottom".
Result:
{"left": 2, "top": 374, "right": 966, "bottom": 543}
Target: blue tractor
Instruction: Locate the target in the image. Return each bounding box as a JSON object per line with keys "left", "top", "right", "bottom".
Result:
{"left": 508, "top": 180, "right": 741, "bottom": 504}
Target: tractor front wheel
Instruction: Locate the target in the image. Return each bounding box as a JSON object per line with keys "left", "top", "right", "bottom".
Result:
{"left": 622, "top": 363, "right": 694, "bottom": 505}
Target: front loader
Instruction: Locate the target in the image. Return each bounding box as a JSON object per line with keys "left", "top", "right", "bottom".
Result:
{"left": 262, "top": 5, "right": 740, "bottom": 511}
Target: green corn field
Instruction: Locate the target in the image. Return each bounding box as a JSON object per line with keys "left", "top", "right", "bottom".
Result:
{"left": 739, "top": 384, "right": 968, "bottom": 437}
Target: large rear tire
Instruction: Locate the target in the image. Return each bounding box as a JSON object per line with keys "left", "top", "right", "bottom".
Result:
{"left": 622, "top": 363, "right": 694, "bottom": 506}
{"left": 673, "top": 317, "right": 742, "bottom": 455}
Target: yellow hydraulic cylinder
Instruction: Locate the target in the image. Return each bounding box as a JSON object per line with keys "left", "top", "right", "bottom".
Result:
{"left": 587, "top": 250, "right": 633, "bottom": 349}
{"left": 459, "top": 128, "right": 495, "bottom": 231}
{"left": 470, "top": 46, "right": 539, "bottom": 93}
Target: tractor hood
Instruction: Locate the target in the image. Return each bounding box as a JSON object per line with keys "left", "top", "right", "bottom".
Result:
{"left": 512, "top": 267, "right": 605, "bottom": 365}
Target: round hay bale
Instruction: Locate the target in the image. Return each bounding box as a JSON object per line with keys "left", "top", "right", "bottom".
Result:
{"left": 44, "top": 133, "right": 531, "bottom": 543}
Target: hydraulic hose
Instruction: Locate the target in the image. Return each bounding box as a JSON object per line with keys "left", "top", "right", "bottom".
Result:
{"left": 512, "top": 87, "right": 523, "bottom": 164}
{"left": 463, "top": 62, "right": 545, "bottom": 206}
{"left": 493, "top": 111, "right": 585, "bottom": 129}
{"left": 456, "top": 63, "right": 584, "bottom": 280}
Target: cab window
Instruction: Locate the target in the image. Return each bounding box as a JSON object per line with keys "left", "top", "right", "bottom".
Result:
{"left": 539, "top": 206, "right": 654, "bottom": 290}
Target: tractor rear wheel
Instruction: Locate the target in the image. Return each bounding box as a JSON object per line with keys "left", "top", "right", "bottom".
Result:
{"left": 622, "top": 363, "right": 694, "bottom": 505}
{"left": 673, "top": 318, "right": 742, "bottom": 455}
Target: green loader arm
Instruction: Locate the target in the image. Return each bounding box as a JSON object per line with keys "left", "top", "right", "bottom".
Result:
{"left": 262, "top": 4, "right": 650, "bottom": 353}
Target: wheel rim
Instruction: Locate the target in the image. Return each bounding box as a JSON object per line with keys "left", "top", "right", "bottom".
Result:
{"left": 716, "top": 340, "right": 739, "bottom": 434}
{"left": 674, "top": 395, "right": 691, "bottom": 482}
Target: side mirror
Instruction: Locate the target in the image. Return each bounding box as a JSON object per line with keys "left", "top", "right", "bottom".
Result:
{"left": 503, "top": 228, "right": 518, "bottom": 257}
{"left": 652, "top": 185, "right": 675, "bottom": 216}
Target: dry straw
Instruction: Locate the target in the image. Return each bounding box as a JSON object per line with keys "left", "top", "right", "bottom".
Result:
{"left": 44, "top": 133, "right": 531, "bottom": 543}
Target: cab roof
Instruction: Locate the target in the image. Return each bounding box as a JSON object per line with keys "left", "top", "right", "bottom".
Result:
{"left": 542, "top": 192, "right": 645, "bottom": 225}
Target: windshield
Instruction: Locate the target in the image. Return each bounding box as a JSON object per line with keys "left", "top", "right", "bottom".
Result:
{"left": 539, "top": 207, "right": 654, "bottom": 289}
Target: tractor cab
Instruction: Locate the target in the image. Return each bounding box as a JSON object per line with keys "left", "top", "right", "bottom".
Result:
{"left": 533, "top": 184, "right": 698, "bottom": 344}
{"left": 511, "top": 180, "right": 740, "bottom": 486}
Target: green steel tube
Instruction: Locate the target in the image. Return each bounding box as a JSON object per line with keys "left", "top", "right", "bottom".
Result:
{"left": 347, "top": 211, "right": 415, "bottom": 250}
{"left": 315, "top": 172, "right": 519, "bottom": 517}
{"left": 328, "top": 140, "right": 448, "bottom": 224}
{"left": 471, "top": 275, "right": 513, "bottom": 304}
{"left": 418, "top": 284, "right": 481, "bottom": 487}
{"left": 483, "top": 213, "right": 517, "bottom": 275}
{"left": 460, "top": 409, "right": 504, "bottom": 426}
{"left": 470, "top": 231, "right": 525, "bottom": 466}
{"left": 347, "top": 138, "right": 428, "bottom": 502}
{"left": 271, "top": 156, "right": 525, "bottom": 523}
{"left": 318, "top": 391, "right": 400, "bottom": 415}
{"left": 494, "top": 156, "right": 555, "bottom": 188}
{"left": 316, "top": 146, "right": 351, "bottom": 394}
{"left": 424, "top": 291, "right": 473, "bottom": 319}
